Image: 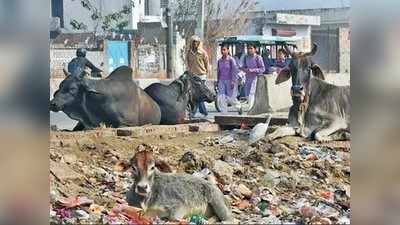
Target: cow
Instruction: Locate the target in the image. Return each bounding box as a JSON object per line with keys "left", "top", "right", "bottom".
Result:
{"left": 144, "top": 72, "right": 215, "bottom": 125}
{"left": 268, "top": 43, "right": 350, "bottom": 141}
{"left": 50, "top": 66, "right": 161, "bottom": 130}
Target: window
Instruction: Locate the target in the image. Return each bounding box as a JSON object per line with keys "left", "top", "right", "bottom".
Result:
{"left": 145, "top": 0, "right": 150, "bottom": 16}
{"left": 51, "top": 0, "right": 64, "bottom": 27}
{"left": 160, "top": 0, "right": 169, "bottom": 8}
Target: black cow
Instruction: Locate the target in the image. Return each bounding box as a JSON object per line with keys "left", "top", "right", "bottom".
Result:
{"left": 144, "top": 72, "right": 215, "bottom": 125}
{"left": 269, "top": 43, "right": 350, "bottom": 141}
{"left": 50, "top": 66, "right": 161, "bottom": 130}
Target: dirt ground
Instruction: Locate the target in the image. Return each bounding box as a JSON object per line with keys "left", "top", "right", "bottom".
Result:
{"left": 49, "top": 124, "right": 350, "bottom": 224}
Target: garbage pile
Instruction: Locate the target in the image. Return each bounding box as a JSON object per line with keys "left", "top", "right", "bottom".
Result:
{"left": 50, "top": 128, "right": 350, "bottom": 224}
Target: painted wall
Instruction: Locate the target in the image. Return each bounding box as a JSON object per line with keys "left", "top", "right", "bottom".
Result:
{"left": 339, "top": 27, "right": 350, "bottom": 73}
{"left": 135, "top": 44, "right": 167, "bottom": 78}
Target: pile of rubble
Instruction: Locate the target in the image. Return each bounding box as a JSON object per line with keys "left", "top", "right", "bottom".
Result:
{"left": 50, "top": 128, "right": 350, "bottom": 224}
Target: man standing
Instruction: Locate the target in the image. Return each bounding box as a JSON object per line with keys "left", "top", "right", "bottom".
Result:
{"left": 186, "top": 35, "right": 210, "bottom": 118}
{"left": 67, "top": 48, "right": 102, "bottom": 77}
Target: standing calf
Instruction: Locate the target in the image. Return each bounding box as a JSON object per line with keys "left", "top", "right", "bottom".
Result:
{"left": 126, "top": 150, "right": 233, "bottom": 222}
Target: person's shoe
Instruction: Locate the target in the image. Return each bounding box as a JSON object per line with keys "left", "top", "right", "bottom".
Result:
{"left": 200, "top": 113, "right": 208, "bottom": 119}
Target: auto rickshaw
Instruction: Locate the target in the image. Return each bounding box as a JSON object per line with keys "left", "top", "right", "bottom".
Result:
{"left": 214, "top": 35, "right": 300, "bottom": 112}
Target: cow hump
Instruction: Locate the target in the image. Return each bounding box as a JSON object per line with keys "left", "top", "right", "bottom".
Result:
{"left": 106, "top": 66, "right": 133, "bottom": 81}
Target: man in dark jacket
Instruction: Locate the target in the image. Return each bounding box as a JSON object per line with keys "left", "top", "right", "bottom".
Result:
{"left": 67, "top": 48, "right": 102, "bottom": 77}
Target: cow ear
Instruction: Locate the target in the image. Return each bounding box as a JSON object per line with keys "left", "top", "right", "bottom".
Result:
{"left": 275, "top": 68, "right": 291, "bottom": 84}
{"left": 311, "top": 64, "right": 325, "bottom": 80}
{"left": 82, "top": 81, "right": 102, "bottom": 95}
{"left": 87, "top": 88, "right": 101, "bottom": 95}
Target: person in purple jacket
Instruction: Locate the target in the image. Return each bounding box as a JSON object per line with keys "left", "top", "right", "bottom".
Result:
{"left": 217, "top": 45, "right": 242, "bottom": 114}
{"left": 241, "top": 43, "right": 265, "bottom": 108}
{"left": 274, "top": 48, "right": 289, "bottom": 74}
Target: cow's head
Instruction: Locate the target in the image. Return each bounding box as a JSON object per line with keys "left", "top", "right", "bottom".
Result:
{"left": 187, "top": 73, "right": 216, "bottom": 104}
{"left": 173, "top": 72, "right": 192, "bottom": 102}
{"left": 50, "top": 68, "right": 100, "bottom": 112}
{"left": 129, "top": 149, "right": 156, "bottom": 197}
{"left": 275, "top": 43, "right": 325, "bottom": 126}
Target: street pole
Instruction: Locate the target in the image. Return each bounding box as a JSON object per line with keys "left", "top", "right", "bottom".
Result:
{"left": 166, "top": 7, "right": 174, "bottom": 78}
{"left": 200, "top": 0, "right": 205, "bottom": 39}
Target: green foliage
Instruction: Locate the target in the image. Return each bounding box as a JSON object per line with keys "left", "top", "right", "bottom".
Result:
{"left": 70, "top": 0, "right": 134, "bottom": 33}
{"left": 70, "top": 19, "right": 88, "bottom": 31}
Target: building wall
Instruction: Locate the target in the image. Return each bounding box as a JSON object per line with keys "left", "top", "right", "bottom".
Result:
{"left": 60, "top": 0, "right": 165, "bottom": 32}
{"left": 135, "top": 44, "right": 167, "bottom": 79}
{"left": 262, "top": 7, "right": 349, "bottom": 26}
{"left": 262, "top": 24, "right": 312, "bottom": 51}
{"left": 174, "top": 31, "right": 186, "bottom": 77}
{"left": 148, "top": 0, "right": 161, "bottom": 16}
{"left": 248, "top": 8, "right": 350, "bottom": 75}
{"left": 50, "top": 41, "right": 173, "bottom": 80}
{"left": 339, "top": 26, "right": 350, "bottom": 73}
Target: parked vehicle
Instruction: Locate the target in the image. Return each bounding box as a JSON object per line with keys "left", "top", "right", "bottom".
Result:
{"left": 214, "top": 35, "right": 300, "bottom": 112}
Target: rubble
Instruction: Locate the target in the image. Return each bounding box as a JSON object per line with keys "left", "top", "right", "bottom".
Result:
{"left": 212, "top": 160, "right": 234, "bottom": 184}
{"left": 50, "top": 128, "right": 350, "bottom": 224}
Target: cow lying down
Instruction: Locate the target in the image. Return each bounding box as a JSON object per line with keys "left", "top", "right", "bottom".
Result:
{"left": 50, "top": 66, "right": 161, "bottom": 130}
{"left": 268, "top": 44, "right": 350, "bottom": 141}
{"left": 144, "top": 72, "right": 215, "bottom": 125}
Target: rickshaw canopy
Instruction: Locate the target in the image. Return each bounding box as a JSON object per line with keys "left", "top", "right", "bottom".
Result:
{"left": 216, "top": 35, "right": 300, "bottom": 46}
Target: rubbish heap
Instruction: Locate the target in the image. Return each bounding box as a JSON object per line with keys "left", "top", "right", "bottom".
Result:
{"left": 50, "top": 127, "right": 350, "bottom": 224}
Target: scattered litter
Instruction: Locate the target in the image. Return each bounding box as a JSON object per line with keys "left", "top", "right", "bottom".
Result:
{"left": 249, "top": 116, "right": 271, "bottom": 145}
{"left": 75, "top": 209, "right": 90, "bottom": 220}
{"left": 219, "top": 134, "right": 235, "bottom": 144}
{"left": 189, "top": 215, "right": 207, "bottom": 225}
{"left": 57, "top": 196, "right": 94, "bottom": 208}
{"left": 237, "top": 183, "right": 253, "bottom": 198}
{"left": 50, "top": 125, "right": 350, "bottom": 224}
{"left": 316, "top": 202, "right": 340, "bottom": 218}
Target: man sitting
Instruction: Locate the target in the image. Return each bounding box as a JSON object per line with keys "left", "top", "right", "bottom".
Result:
{"left": 67, "top": 48, "right": 102, "bottom": 77}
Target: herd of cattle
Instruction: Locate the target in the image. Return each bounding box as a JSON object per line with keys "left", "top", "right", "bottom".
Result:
{"left": 49, "top": 44, "right": 350, "bottom": 141}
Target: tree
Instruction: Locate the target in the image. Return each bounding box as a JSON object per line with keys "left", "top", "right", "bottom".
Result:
{"left": 171, "top": 0, "right": 257, "bottom": 48}
{"left": 70, "top": 0, "right": 134, "bottom": 34}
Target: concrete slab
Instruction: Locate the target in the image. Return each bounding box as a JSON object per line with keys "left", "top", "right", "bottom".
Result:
{"left": 214, "top": 114, "right": 272, "bottom": 127}
{"left": 249, "top": 73, "right": 350, "bottom": 115}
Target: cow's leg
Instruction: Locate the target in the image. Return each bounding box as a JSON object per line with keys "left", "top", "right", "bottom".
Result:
{"left": 267, "top": 126, "right": 296, "bottom": 140}
{"left": 314, "top": 119, "right": 348, "bottom": 141}
{"left": 328, "top": 129, "right": 351, "bottom": 141}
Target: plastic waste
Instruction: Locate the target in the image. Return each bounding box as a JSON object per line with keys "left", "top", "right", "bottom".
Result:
{"left": 249, "top": 116, "right": 271, "bottom": 145}
{"left": 189, "top": 215, "right": 207, "bottom": 225}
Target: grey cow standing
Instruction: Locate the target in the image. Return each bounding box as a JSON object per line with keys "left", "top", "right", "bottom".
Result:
{"left": 269, "top": 43, "right": 350, "bottom": 141}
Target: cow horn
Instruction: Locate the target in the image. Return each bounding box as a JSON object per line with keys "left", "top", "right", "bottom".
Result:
{"left": 283, "top": 45, "right": 295, "bottom": 57}
{"left": 175, "top": 79, "right": 186, "bottom": 95}
{"left": 304, "top": 43, "right": 318, "bottom": 57}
